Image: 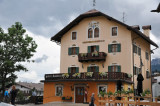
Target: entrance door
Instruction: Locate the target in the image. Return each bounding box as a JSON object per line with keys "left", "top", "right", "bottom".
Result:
{"left": 75, "top": 87, "right": 84, "bottom": 103}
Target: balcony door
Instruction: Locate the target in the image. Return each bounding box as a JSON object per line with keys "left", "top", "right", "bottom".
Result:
{"left": 71, "top": 67, "right": 76, "bottom": 74}
{"left": 88, "top": 45, "right": 99, "bottom": 53}
{"left": 87, "top": 66, "right": 99, "bottom": 72}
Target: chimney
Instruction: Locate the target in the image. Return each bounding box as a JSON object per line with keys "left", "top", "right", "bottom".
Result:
{"left": 131, "top": 25, "right": 140, "bottom": 30}
{"left": 142, "top": 25, "right": 151, "bottom": 37}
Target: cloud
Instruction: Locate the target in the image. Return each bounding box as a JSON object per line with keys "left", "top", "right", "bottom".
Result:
{"left": 150, "top": 32, "right": 160, "bottom": 59}
{"left": 1, "top": 0, "right": 160, "bottom": 83}
{"left": 17, "top": 71, "right": 39, "bottom": 82}
{"left": 35, "top": 54, "right": 48, "bottom": 63}
{"left": 16, "top": 30, "right": 60, "bottom": 83}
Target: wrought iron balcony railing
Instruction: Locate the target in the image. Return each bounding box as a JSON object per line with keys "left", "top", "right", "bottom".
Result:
{"left": 78, "top": 52, "right": 107, "bottom": 62}
{"left": 44, "top": 72, "right": 131, "bottom": 82}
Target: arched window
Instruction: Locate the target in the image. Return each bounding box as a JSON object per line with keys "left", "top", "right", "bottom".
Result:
{"left": 88, "top": 28, "right": 93, "bottom": 38}
{"left": 94, "top": 27, "right": 99, "bottom": 38}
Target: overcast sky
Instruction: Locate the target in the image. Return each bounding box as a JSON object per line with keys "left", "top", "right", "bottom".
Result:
{"left": 0, "top": 0, "right": 160, "bottom": 83}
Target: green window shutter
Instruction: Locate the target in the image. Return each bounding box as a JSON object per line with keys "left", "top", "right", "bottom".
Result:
{"left": 117, "top": 66, "right": 121, "bottom": 72}
{"left": 88, "top": 46, "right": 91, "bottom": 53}
{"left": 68, "top": 67, "right": 71, "bottom": 73}
{"left": 108, "top": 44, "right": 112, "bottom": 53}
{"left": 95, "top": 66, "right": 99, "bottom": 72}
{"left": 68, "top": 48, "right": 72, "bottom": 55}
{"left": 76, "top": 67, "right": 79, "bottom": 73}
{"left": 76, "top": 47, "right": 79, "bottom": 55}
{"left": 117, "top": 44, "right": 121, "bottom": 52}
{"left": 96, "top": 45, "right": 99, "bottom": 52}
{"left": 87, "top": 67, "right": 90, "bottom": 72}
{"left": 108, "top": 66, "right": 111, "bottom": 72}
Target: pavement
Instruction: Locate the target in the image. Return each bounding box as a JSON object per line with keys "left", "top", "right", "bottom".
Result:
{"left": 0, "top": 102, "right": 89, "bottom": 106}
{"left": 0, "top": 102, "right": 13, "bottom": 106}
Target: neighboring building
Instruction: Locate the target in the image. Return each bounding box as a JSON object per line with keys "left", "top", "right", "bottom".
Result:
{"left": 152, "top": 77, "right": 160, "bottom": 100}
{"left": 41, "top": 9, "right": 158, "bottom": 105}
{"left": 8, "top": 82, "right": 44, "bottom": 96}
{"left": 152, "top": 73, "right": 160, "bottom": 99}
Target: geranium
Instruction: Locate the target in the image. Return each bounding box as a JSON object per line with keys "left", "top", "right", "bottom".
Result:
{"left": 62, "top": 73, "right": 69, "bottom": 78}
{"left": 127, "top": 74, "right": 132, "bottom": 78}
{"left": 72, "top": 73, "right": 81, "bottom": 78}
{"left": 99, "top": 72, "right": 107, "bottom": 77}
{"left": 86, "top": 72, "right": 93, "bottom": 77}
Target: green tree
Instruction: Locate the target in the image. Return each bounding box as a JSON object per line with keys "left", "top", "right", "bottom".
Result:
{"left": 0, "top": 22, "right": 37, "bottom": 95}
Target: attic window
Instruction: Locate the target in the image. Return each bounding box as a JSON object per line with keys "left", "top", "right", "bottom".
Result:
{"left": 112, "top": 27, "right": 118, "bottom": 36}
{"left": 88, "top": 28, "right": 93, "bottom": 38}
{"left": 72, "top": 32, "right": 77, "bottom": 40}
{"left": 88, "top": 21, "right": 99, "bottom": 38}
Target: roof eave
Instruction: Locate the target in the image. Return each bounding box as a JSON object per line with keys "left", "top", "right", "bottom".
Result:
{"left": 51, "top": 10, "right": 158, "bottom": 48}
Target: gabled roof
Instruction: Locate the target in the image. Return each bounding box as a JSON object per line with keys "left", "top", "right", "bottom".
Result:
{"left": 16, "top": 82, "right": 44, "bottom": 91}
{"left": 51, "top": 9, "right": 158, "bottom": 48}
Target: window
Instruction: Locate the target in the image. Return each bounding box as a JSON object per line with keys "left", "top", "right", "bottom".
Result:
{"left": 68, "top": 47, "right": 79, "bottom": 55}
{"left": 98, "top": 85, "right": 107, "bottom": 94}
{"left": 133, "top": 44, "right": 137, "bottom": 54}
{"left": 94, "top": 28, "right": 99, "bottom": 38}
{"left": 71, "top": 47, "right": 76, "bottom": 55}
{"left": 88, "top": 28, "right": 93, "bottom": 38}
{"left": 72, "top": 32, "right": 77, "bottom": 40}
{"left": 138, "top": 47, "right": 141, "bottom": 56}
{"left": 68, "top": 67, "right": 79, "bottom": 73}
{"left": 108, "top": 44, "right": 121, "bottom": 53}
{"left": 111, "top": 44, "right": 118, "bottom": 52}
{"left": 146, "top": 71, "right": 150, "bottom": 78}
{"left": 87, "top": 66, "right": 99, "bottom": 72}
{"left": 55, "top": 85, "right": 63, "bottom": 96}
{"left": 88, "top": 21, "right": 99, "bottom": 38}
{"left": 145, "top": 52, "right": 149, "bottom": 60}
{"left": 108, "top": 65, "right": 121, "bottom": 72}
{"left": 88, "top": 45, "right": 99, "bottom": 53}
{"left": 112, "top": 27, "right": 118, "bottom": 36}
{"left": 111, "top": 66, "right": 118, "bottom": 72}
{"left": 133, "top": 66, "right": 140, "bottom": 75}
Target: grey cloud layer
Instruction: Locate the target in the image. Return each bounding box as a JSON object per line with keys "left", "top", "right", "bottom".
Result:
{"left": 0, "top": 0, "right": 159, "bottom": 38}
{"left": 35, "top": 54, "right": 48, "bottom": 63}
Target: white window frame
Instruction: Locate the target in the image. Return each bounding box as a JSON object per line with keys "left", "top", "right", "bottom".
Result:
{"left": 71, "top": 31, "right": 77, "bottom": 40}
{"left": 98, "top": 85, "right": 107, "bottom": 94}
{"left": 55, "top": 85, "right": 63, "bottom": 96}
{"left": 87, "top": 21, "right": 100, "bottom": 39}
{"left": 111, "top": 26, "right": 118, "bottom": 36}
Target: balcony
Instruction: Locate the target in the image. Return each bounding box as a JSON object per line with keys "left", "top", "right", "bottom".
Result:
{"left": 78, "top": 52, "right": 107, "bottom": 62}
{"left": 44, "top": 72, "right": 132, "bottom": 83}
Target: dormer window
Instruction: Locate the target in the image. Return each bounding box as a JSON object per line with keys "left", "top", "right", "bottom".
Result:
{"left": 72, "top": 32, "right": 77, "bottom": 40}
{"left": 112, "top": 27, "right": 118, "bottom": 36}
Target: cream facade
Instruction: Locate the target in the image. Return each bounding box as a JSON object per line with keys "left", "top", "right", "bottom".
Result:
{"left": 60, "top": 15, "right": 152, "bottom": 91}
{"left": 42, "top": 9, "right": 158, "bottom": 104}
